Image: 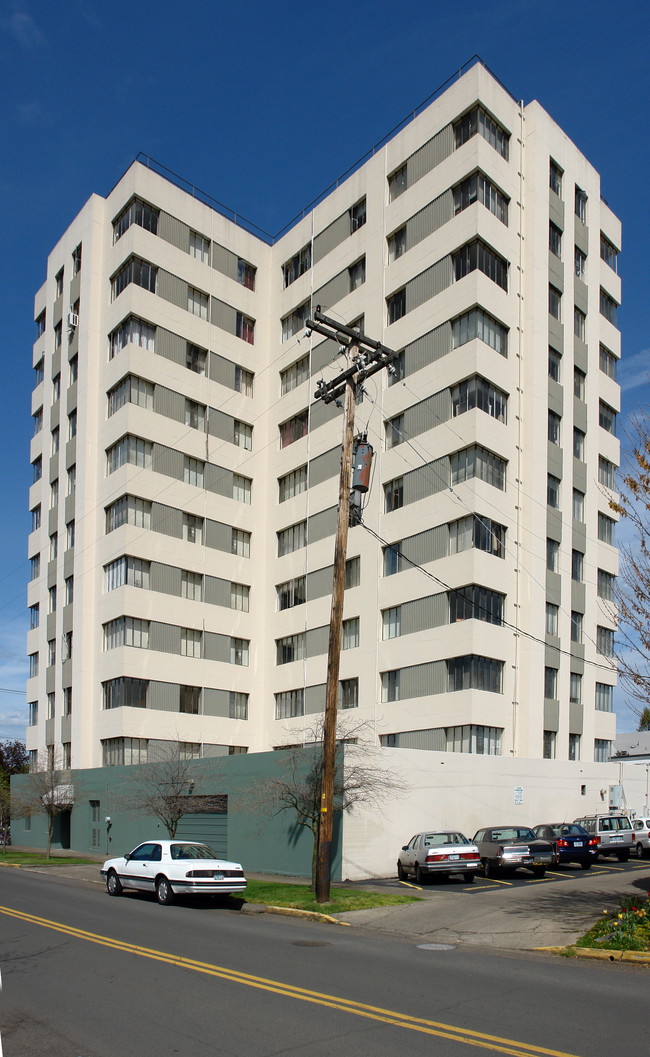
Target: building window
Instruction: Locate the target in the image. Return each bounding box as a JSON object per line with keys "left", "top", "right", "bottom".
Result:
{"left": 548, "top": 411, "right": 561, "bottom": 446}
{"left": 50, "top": 425, "right": 59, "bottom": 453}
{"left": 597, "top": 569, "right": 616, "bottom": 601}
{"left": 345, "top": 556, "right": 360, "bottom": 589}
{"left": 233, "top": 420, "right": 252, "bottom": 450}
{"left": 449, "top": 585, "right": 504, "bottom": 625}
{"left": 32, "top": 408, "right": 43, "bottom": 437}
{"left": 63, "top": 687, "right": 72, "bottom": 715}
{"left": 229, "top": 691, "right": 248, "bottom": 720}
{"left": 28, "top": 701, "right": 38, "bottom": 725}
{"left": 384, "top": 477, "right": 403, "bottom": 512}
{"left": 453, "top": 240, "right": 507, "bottom": 290}
{"left": 111, "top": 257, "right": 157, "bottom": 299}
{"left": 571, "top": 549, "right": 584, "bottom": 582}
{"left": 28, "top": 652, "right": 39, "bottom": 678}
{"left": 108, "top": 375, "right": 154, "bottom": 416}
{"left": 67, "top": 520, "right": 75, "bottom": 548}
{"left": 451, "top": 376, "right": 507, "bottom": 423}
{"left": 230, "top": 582, "right": 250, "bottom": 611}
{"left": 106, "top": 436, "right": 152, "bottom": 475}
{"left": 546, "top": 538, "right": 559, "bottom": 573}
{"left": 454, "top": 105, "right": 509, "bottom": 159}
{"left": 49, "top": 533, "right": 58, "bottom": 560}
{"left": 383, "top": 542, "right": 404, "bottom": 577}
{"left": 574, "top": 307, "right": 586, "bottom": 342}
{"left": 598, "top": 457, "right": 617, "bottom": 491}
{"left": 102, "top": 737, "right": 148, "bottom": 766}
{"left": 594, "top": 739, "right": 612, "bottom": 763}
{"left": 103, "top": 616, "right": 150, "bottom": 651}
{"left": 575, "top": 186, "right": 587, "bottom": 223}
{"left": 186, "top": 344, "right": 207, "bottom": 375}
{"left": 595, "top": 683, "right": 614, "bottom": 712}
{"left": 180, "top": 570, "right": 202, "bottom": 601}
{"left": 183, "top": 456, "right": 204, "bottom": 488}
{"left": 104, "top": 556, "right": 150, "bottom": 592}
{"left": 69, "top": 354, "right": 78, "bottom": 384}
{"left": 63, "top": 630, "right": 72, "bottom": 661}
{"left": 277, "top": 576, "right": 306, "bottom": 610}
{"left": 235, "top": 366, "right": 254, "bottom": 397}
{"left": 113, "top": 198, "right": 158, "bottom": 241}
{"left": 548, "top": 285, "right": 561, "bottom": 320}
{"left": 452, "top": 306, "right": 508, "bottom": 358}
{"left": 387, "top": 288, "right": 406, "bottom": 324}
{"left": 279, "top": 465, "right": 307, "bottom": 502}
{"left": 187, "top": 287, "right": 208, "bottom": 319}
{"left": 275, "top": 689, "right": 305, "bottom": 719}
{"left": 543, "top": 730, "right": 557, "bottom": 760}
{"left": 179, "top": 685, "right": 201, "bottom": 715}
{"left": 29, "top": 603, "right": 39, "bottom": 630}
{"left": 282, "top": 301, "right": 310, "bottom": 342}
{"left": 32, "top": 456, "right": 42, "bottom": 483}
{"left": 342, "top": 617, "right": 359, "bottom": 650}
{"left": 549, "top": 159, "right": 563, "bottom": 196}
{"left": 348, "top": 257, "right": 366, "bottom": 291}
{"left": 385, "top": 413, "right": 403, "bottom": 450}
{"left": 31, "top": 504, "right": 41, "bottom": 531}
{"left": 454, "top": 171, "right": 508, "bottom": 224}
{"left": 381, "top": 670, "right": 400, "bottom": 703}
{"left": 281, "top": 355, "right": 309, "bottom": 395}
{"left": 276, "top": 633, "right": 306, "bottom": 665}
{"left": 189, "top": 230, "right": 210, "bottom": 263}
{"left": 180, "top": 628, "right": 202, "bottom": 658}
{"left": 572, "top": 489, "right": 584, "bottom": 522}
{"left": 110, "top": 316, "right": 156, "bottom": 358}
{"left": 231, "top": 528, "right": 250, "bottom": 558}
{"left": 600, "top": 234, "right": 618, "bottom": 273}
{"left": 283, "top": 244, "right": 311, "bottom": 288}
{"left": 599, "top": 288, "right": 618, "bottom": 327}
{"left": 52, "top": 373, "right": 61, "bottom": 402}
{"left": 451, "top": 446, "right": 506, "bottom": 491}
{"left": 388, "top": 165, "right": 407, "bottom": 201}
{"left": 570, "top": 673, "right": 582, "bottom": 706}
{"left": 339, "top": 678, "right": 359, "bottom": 710}
{"left": 575, "top": 247, "right": 586, "bottom": 282}
{"left": 277, "top": 521, "right": 307, "bottom": 557}
{"left": 598, "top": 513, "right": 616, "bottom": 546}
{"left": 236, "top": 312, "right": 255, "bottom": 344}
{"left": 50, "top": 479, "right": 59, "bottom": 509}
{"left": 599, "top": 401, "right": 617, "bottom": 436}
{"left": 349, "top": 197, "right": 366, "bottom": 232}
{"left": 54, "top": 322, "right": 62, "bottom": 350}
{"left": 573, "top": 428, "right": 585, "bottom": 461}
{"left": 68, "top": 409, "right": 77, "bottom": 439}
{"left": 30, "top": 554, "right": 40, "bottom": 581}
{"left": 65, "top": 576, "right": 74, "bottom": 605}
{"left": 388, "top": 226, "right": 407, "bottom": 262}
{"left": 34, "top": 357, "right": 44, "bottom": 385}
{"left": 547, "top": 474, "right": 561, "bottom": 509}
{"left": 549, "top": 222, "right": 562, "bottom": 258}
{"left": 232, "top": 474, "right": 251, "bottom": 504}
{"left": 448, "top": 515, "right": 505, "bottom": 559}
{"left": 185, "top": 399, "right": 206, "bottom": 431}
{"left": 574, "top": 367, "right": 586, "bottom": 401}
{"left": 280, "top": 410, "right": 308, "bottom": 448}
{"left": 47, "top": 692, "right": 55, "bottom": 719}
{"left": 544, "top": 667, "right": 557, "bottom": 699}
{"left": 570, "top": 611, "right": 583, "bottom": 644}
{"left": 36, "top": 311, "right": 46, "bottom": 338}
{"left": 599, "top": 344, "right": 617, "bottom": 380}
{"left": 183, "top": 514, "right": 204, "bottom": 545}
{"left": 382, "top": 607, "right": 402, "bottom": 640}
{"left": 447, "top": 655, "right": 503, "bottom": 694}
{"left": 546, "top": 603, "right": 558, "bottom": 637}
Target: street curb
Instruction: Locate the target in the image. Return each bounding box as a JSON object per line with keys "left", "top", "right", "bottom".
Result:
{"left": 535, "top": 945, "right": 650, "bottom": 964}
{"left": 251, "top": 904, "right": 351, "bottom": 926}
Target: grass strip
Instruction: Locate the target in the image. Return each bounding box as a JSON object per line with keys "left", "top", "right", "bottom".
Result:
{"left": 0, "top": 852, "right": 98, "bottom": 866}
{"left": 241, "top": 879, "right": 419, "bottom": 914}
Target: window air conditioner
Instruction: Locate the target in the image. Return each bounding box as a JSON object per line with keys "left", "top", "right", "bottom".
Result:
{"left": 68, "top": 311, "right": 79, "bottom": 328}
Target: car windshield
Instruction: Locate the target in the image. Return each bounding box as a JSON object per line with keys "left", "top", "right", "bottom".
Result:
{"left": 493, "top": 828, "right": 536, "bottom": 841}
{"left": 549, "top": 824, "right": 586, "bottom": 837}
{"left": 423, "top": 832, "right": 468, "bottom": 847}
{"left": 170, "top": 843, "right": 218, "bottom": 860}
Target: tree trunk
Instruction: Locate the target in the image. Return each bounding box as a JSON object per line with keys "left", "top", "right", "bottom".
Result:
{"left": 46, "top": 815, "right": 54, "bottom": 859}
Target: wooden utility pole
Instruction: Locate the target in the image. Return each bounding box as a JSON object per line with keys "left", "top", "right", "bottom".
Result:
{"left": 308, "top": 310, "right": 397, "bottom": 903}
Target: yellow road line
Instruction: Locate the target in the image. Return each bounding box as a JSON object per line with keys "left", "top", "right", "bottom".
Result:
{"left": 397, "top": 880, "right": 422, "bottom": 891}
{"left": 0, "top": 904, "right": 583, "bottom": 1057}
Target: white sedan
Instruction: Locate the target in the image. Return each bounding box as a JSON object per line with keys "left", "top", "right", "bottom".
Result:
{"left": 101, "top": 840, "right": 247, "bottom": 905}
{"left": 397, "top": 830, "right": 481, "bottom": 884}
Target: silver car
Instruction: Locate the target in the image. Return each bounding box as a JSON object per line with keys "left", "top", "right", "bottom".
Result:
{"left": 397, "top": 830, "right": 481, "bottom": 884}
{"left": 572, "top": 814, "right": 633, "bottom": 862}
{"left": 631, "top": 819, "right": 650, "bottom": 858}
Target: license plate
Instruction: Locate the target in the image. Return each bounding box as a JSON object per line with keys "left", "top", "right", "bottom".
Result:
{"left": 575, "top": 841, "right": 583, "bottom": 847}
{"left": 611, "top": 836, "right": 622, "bottom": 843}
{"left": 533, "top": 859, "right": 545, "bottom": 866}
{"left": 213, "top": 872, "right": 224, "bottom": 879}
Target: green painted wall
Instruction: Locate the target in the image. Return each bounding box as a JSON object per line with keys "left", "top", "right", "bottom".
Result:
{"left": 11, "top": 748, "right": 343, "bottom": 881}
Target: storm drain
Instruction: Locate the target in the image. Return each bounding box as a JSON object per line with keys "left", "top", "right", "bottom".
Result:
{"left": 417, "top": 943, "right": 456, "bottom": 951}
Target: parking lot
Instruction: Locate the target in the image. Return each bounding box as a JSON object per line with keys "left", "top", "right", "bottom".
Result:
{"left": 361, "top": 857, "right": 650, "bottom": 895}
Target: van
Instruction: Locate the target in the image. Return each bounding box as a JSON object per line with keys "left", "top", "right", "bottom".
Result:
{"left": 631, "top": 818, "right": 650, "bottom": 858}
{"left": 573, "top": 814, "right": 633, "bottom": 861}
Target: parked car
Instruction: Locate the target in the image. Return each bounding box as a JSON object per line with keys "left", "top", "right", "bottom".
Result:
{"left": 532, "top": 823, "right": 596, "bottom": 868}
{"left": 397, "top": 830, "right": 481, "bottom": 884}
{"left": 473, "top": 826, "right": 555, "bottom": 878}
{"left": 101, "top": 840, "right": 247, "bottom": 905}
{"left": 631, "top": 818, "right": 650, "bottom": 858}
{"left": 572, "top": 814, "right": 633, "bottom": 861}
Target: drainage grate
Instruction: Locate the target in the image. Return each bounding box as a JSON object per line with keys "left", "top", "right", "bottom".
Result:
{"left": 417, "top": 943, "right": 456, "bottom": 950}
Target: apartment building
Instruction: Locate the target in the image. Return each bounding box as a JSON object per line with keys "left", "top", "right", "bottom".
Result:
{"left": 25, "top": 62, "right": 620, "bottom": 774}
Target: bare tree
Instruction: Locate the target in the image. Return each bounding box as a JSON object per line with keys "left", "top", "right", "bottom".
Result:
{"left": 609, "top": 407, "right": 650, "bottom": 720}
{"left": 11, "top": 750, "right": 75, "bottom": 859}
{"left": 0, "top": 740, "right": 28, "bottom": 848}
{"left": 120, "top": 742, "right": 226, "bottom": 838}
{"left": 240, "top": 717, "right": 407, "bottom": 891}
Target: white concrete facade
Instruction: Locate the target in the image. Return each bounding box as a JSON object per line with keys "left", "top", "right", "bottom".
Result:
{"left": 26, "top": 64, "right": 620, "bottom": 788}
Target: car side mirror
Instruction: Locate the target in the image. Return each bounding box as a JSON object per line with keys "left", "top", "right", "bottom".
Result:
{"left": 402, "top": 845, "right": 408, "bottom": 851}
{"left": 124, "top": 853, "right": 131, "bottom": 861}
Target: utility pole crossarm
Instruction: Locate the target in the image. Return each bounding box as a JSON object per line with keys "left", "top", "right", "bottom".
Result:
{"left": 307, "top": 310, "right": 399, "bottom": 405}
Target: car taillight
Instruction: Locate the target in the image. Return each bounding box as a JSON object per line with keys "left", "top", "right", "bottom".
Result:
{"left": 461, "top": 852, "right": 480, "bottom": 860}
{"left": 589, "top": 836, "right": 599, "bottom": 847}
{"left": 557, "top": 839, "right": 569, "bottom": 848}
{"left": 427, "top": 853, "right": 447, "bottom": 862}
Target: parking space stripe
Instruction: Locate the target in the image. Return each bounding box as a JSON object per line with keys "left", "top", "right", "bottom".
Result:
{"left": 0, "top": 905, "right": 585, "bottom": 1057}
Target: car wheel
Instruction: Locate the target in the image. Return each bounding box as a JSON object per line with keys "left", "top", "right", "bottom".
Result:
{"left": 414, "top": 864, "right": 426, "bottom": 886}
{"left": 532, "top": 866, "right": 546, "bottom": 879}
{"left": 156, "top": 876, "right": 175, "bottom": 905}
{"left": 464, "top": 872, "right": 475, "bottom": 884}
{"left": 106, "top": 869, "right": 122, "bottom": 896}
{"left": 635, "top": 843, "right": 645, "bottom": 860}
{"left": 483, "top": 859, "right": 496, "bottom": 879}
{"left": 617, "top": 850, "right": 630, "bottom": 863}
{"left": 397, "top": 860, "right": 407, "bottom": 881}
{"left": 580, "top": 859, "right": 592, "bottom": 870}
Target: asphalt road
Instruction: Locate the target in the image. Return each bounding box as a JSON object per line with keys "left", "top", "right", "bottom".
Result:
{"left": 1, "top": 868, "right": 649, "bottom": 1057}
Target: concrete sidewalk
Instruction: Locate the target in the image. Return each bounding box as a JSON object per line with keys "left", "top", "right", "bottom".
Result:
{"left": 7, "top": 859, "right": 650, "bottom": 951}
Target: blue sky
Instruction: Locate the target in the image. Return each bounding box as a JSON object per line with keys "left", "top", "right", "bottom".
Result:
{"left": 0, "top": 0, "right": 648, "bottom": 739}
